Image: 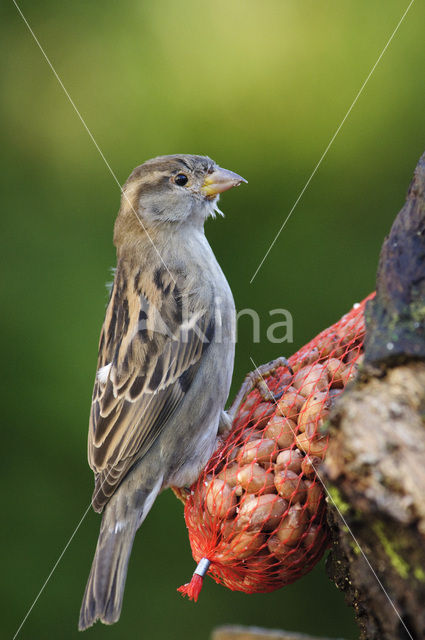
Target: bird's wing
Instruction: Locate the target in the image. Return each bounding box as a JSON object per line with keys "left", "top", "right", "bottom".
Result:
{"left": 88, "top": 268, "right": 214, "bottom": 511}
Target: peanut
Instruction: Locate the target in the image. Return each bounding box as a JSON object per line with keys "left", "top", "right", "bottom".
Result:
{"left": 274, "top": 469, "right": 307, "bottom": 503}
{"left": 205, "top": 478, "right": 237, "bottom": 520}
{"left": 342, "top": 314, "right": 365, "bottom": 343}
{"left": 297, "top": 391, "right": 330, "bottom": 432}
{"left": 237, "top": 463, "right": 276, "bottom": 494}
{"left": 276, "top": 503, "right": 308, "bottom": 546}
{"left": 264, "top": 415, "right": 296, "bottom": 448}
{"left": 237, "top": 438, "right": 278, "bottom": 466}
{"left": 303, "top": 523, "right": 323, "bottom": 549}
{"left": 292, "top": 364, "right": 328, "bottom": 397}
{"left": 278, "top": 547, "right": 306, "bottom": 575}
{"left": 305, "top": 479, "right": 322, "bottom": 515}
{"left": 221, "top": 518, "right": 237, "bottom": 538}
{"left": 296, "top": 431, "right": 328, "bottom": 458}
{"left": 241, "top": 553, "right": 276, "bottom": 588}
{"left": 237, "top": 494, "right": 288, "bottom": 532}
{"left": 317, "top": 334, "right": 346, "bottom": 359}
{"left": 246, "top": 429, "right": 265, "bottom": 442}
{"left": 251, "top": 402, "right": 275, "bottom": 429}
{"left": 292, "top": 347, "right": 320, "bottom": 373}
{"left": 275, "top": 448, "right": 303, "bottom": 474}
{"left": 218, "top": 463, "right": 239, "bottom": 487}
{"left": 277, "top": 387, "right": 305, "bottom": 422}
{"left": 301, "top": 454, "right": 322, "bottom": 478}
{"left": 267, "top": 535, "right": 293, "bottom": 559}
{"left": 219, "top": 530, "right": 265, "bottom": 563}
{"left": 326, "top": 358, "right": 355, "bottom": 388}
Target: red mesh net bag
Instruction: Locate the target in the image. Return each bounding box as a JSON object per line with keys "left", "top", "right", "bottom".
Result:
{"left": 177, "top": 294, "right": 373, "bottom": 601}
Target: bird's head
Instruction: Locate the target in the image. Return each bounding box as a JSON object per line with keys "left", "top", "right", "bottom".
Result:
{"left": 114, "top": 154, "right": 246, "bottom": 243}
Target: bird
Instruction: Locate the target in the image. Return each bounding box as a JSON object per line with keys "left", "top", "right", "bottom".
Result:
{"left": 78, "top": 154, "right": 247, "bottom": 630}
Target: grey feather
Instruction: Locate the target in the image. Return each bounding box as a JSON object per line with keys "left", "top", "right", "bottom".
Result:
{"left": 79, "top": 474, "right": 162, "bottom": 630}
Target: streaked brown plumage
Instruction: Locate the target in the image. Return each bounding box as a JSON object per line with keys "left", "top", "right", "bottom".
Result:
{"left": 79, "top": 154, "right": 246, "bottom": 629}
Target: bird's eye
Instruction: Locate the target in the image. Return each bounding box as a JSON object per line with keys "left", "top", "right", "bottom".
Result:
{"left": 175, "top": 173, "right": 188, "bottom": 186}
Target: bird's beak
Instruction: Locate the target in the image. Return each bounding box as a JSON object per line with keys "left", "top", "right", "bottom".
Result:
{"left": 201, "top": 167, "right": 247, "bottom": 199}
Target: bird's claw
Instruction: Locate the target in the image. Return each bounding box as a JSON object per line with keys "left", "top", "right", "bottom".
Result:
{"left": 226, "top": 356, "right": 292, "bottom": 422}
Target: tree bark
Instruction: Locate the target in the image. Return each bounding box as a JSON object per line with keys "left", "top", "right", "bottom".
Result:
{"left": 323, "top": 152, "right": 425, "bottom": 640}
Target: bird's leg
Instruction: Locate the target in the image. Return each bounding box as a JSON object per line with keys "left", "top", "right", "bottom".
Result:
{"left": 219, "top": 356, "right": 293, "bottom": 437}
{"left": 217, "top": 410, "right": 233, "bottom": 437}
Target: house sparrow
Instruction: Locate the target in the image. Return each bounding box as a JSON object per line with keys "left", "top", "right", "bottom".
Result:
{"left": 78, "top": 154, "right": 246, "bottom": 630}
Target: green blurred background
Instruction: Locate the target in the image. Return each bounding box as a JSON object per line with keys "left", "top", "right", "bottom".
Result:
{"left": 2, "top": 1, "right": 424, "bottom": 638}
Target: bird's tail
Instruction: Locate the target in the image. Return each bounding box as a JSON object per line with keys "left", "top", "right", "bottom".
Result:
{"left": 78, "top": 509, "right": 138, "bottom": 630}
{"left": 78, "top": 478, "right": 162, "bottom": 631}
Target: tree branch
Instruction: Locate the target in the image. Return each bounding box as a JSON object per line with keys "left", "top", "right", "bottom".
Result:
{"left": 324, "top": 151, "right": 425, "bottom": 640}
